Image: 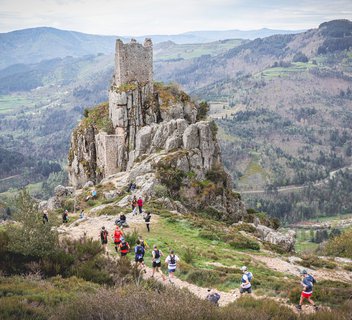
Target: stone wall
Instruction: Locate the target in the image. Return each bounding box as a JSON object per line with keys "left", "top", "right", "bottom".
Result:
{"left": 113, "top": 39, "right": 153, "bottom": 87}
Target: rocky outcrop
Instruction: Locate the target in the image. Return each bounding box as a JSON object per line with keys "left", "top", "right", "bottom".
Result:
{"left": 256, "top": 224, "right": 296, "bottom": 252}
{"left": 40, "top": 185, "right": 74, "bottom": 211}
{"left": 67, "top": 39, "right": 247, "bottom": 222}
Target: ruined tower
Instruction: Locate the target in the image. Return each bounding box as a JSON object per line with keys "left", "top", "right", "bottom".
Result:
{"left": 113, "top": 38, "right": 153, "bottom": 87}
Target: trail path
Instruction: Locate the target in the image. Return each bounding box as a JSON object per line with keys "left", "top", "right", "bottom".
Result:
{"left": 245, "top": 252, "right": 352, "bottom": 283}
{"left": 58, "top": 211, "right": 342, "bottom": 313}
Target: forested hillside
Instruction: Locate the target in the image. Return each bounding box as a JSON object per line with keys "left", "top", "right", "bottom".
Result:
{"left": 1, "top": 20, "right": 352, "bottom": 222}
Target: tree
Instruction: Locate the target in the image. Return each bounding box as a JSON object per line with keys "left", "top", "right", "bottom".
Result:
{"left": 197, "top": 101, "right": 210, "bottom": 121}
{"left": 7, "top": 189, "right": 58, "bottom": 258}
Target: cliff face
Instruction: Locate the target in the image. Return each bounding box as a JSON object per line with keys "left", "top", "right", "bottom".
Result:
{"left": 67, "top": 39, "right": 246, "bottom": 222}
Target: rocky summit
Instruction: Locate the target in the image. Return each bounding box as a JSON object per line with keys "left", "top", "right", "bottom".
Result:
{"left": 67, "top": 38, "right": 246, "bottom": 222}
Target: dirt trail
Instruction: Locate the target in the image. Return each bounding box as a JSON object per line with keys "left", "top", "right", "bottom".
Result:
{"left": 58, "top": 211, "right": 336, "bottom": 313}
{"left": 245, "top": 253, "right": 352, "bottom": 283}
{"left": 59, "top": 211, "right": 239, "bottom": 306}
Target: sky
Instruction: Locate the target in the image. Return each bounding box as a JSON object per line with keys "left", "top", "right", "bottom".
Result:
{"left": 1, "top": 0, "right": 352, "bottom": 35}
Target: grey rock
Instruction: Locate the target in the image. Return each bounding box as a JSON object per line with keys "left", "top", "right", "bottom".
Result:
{"left": 83, "top": 181, "right": 94, "bottom": 189}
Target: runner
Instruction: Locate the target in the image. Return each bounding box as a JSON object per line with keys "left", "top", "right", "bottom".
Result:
{"left": 137, "top": 196, "right": 143, "bottom": 214}
{"left": 239, "top": 266, "right": 253, "bottom": 294}
{"left": 118, "top": 238, "right": 130, "bottom": 257}
{"left": 143, "top": 212, "right": 151, "bottom": 232}
{"left": 113, "top": 226, "right": 124, "bottom": 252}
{"left": 206, "top": 288, "right": 221, "bottom": 306}
{"left": 296, "top": 269, "right": 318, "bottom": 311}
{"left": 134, "top": 240, "right": 146, "bottom": 271}
{"left": 131, "top": 196, "right": 138, "bottom": 215}
{"left": 42, "top": 211, "right": 48, "bottom": 224}
{"left": 100, "top": 226, "right": 109, "bottom": 254}
{"left": 151, "top": 245, "right": 166, "bottom": 281}
{"left": 62, "top": 210, "right": 69, "bottom": 223}
{"left": 165, "top": 250, "right": 180, "bottom": 283}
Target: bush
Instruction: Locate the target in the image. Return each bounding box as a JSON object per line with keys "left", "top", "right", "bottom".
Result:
{"left": 233, "top": 223, "right": 257, "bottom": 234}
{"left": 7, "top": 189, "right": 59, "bottom": 259}
{"left": 182, "top": 247, "right": 195, "bottom": 264}
{"left": 228, "top": 234, "right": 260, "bottom": 251}
{"left": 124, "top": 229, "right": 139, "bottom": 247}
{"left": 186, "top": 269, "right": 221, "bottom": 286}
{"left": 198, "top": 230, "right": 224, "bottom": 241}
{"left": 96, "top": 205, "right": 118, "bottom": 216}
{"left": 300, "top": 255, "right": 337, "bottom": 269}
{"left": 61, "top": 198, "right": 75, "bottom": 212}
{"left": 325, "top": 228, "right": 352, "bottom": 258}
{"left": 196, "top": 101, "right": 210, "bottom": 121}
{"left": 153, "top": 184, "right": 169, "bottom": 198}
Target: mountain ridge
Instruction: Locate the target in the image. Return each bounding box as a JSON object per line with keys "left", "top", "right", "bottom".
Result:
{"left": 0, "top": 26, "right": 304, "bottom": 69}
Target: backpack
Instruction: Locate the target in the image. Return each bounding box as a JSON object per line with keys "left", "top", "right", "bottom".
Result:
{"left": 245, "top": 272, "right": 253, "bottom": 282}
{"left": 136, "top": 245, "right": 144, "bottom": 256}
{"left": 120, "top": 242, "right": 129, "bottom": 251}
{"left": 207, "top": 293, "right": 220, "bottom": 305}
{"left": 170, "top": 255, "right": 176, "bottom": 265}
{"left": 101, "top": 230, "right": 108, "bottom": 241}
{"left": 307, "top": 274, "right": 316, "bottom": 285}
{"left": 154, "top": 250, "right": 160, "bottom": 259}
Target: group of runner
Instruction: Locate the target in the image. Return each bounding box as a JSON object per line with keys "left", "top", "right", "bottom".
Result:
{"left": 100, "top": 225, "right": 180, "bottom": 283}
{"left": 70, "top": 187, "right": 318, "bottom": 310}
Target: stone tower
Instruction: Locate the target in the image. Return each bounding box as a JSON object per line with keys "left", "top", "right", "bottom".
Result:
{"left": 113, "top": 38, "right": 153, "bottom": 87}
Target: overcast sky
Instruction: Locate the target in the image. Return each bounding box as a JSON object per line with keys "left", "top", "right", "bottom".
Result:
{"left": 1, "top": 0, "right": 351, "bottom": 35}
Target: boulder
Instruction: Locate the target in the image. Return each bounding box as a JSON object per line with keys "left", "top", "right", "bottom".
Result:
{"left": 256, "top": 224, "right": 295, "bottom": 252}
{"left": 84, "top": 181, "right": 94, "bottom": 189}
{"left": 104, "top": 191, "right": 118, "bottom": 200}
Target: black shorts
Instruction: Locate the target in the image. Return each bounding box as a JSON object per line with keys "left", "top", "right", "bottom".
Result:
{"left": 101, "top": 240, "right": 108, "bottom": 244}
{"left": 152, "top": 261, "right": 161, "bottom": 268}
{"left": 114, "top": 241, "right": 121, "bottom": 246}
{"left": 240, "top": 287, "right": 252, "bottom": 294}
{"left": 135, "top": 257, "right": 144, "bottom": 263}
{"left": 121, "top": 252, "right": 128, "bottom": 256}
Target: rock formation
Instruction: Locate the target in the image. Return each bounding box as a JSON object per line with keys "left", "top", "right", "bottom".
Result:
{"left": 68, "top": 38, "right": 246, "bottom": 222}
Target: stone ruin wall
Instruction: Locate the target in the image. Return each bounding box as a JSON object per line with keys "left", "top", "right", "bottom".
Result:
{"left": 113, "top": 38, "right": 153, "bottom": 87}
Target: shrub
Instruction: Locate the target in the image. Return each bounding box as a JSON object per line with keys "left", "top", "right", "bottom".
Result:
{"left": 325, "top": 228, "right": 352, "bottom": 258}
{"left": 124, "top": 229, "right": 139, "bottom": 247}
{"left": 232, "top": 223, "right": 257, "bottom": 234}
{"left": 300, "top": 254, "right": 337, "bottom": 269}
{"left": 186, "top": 269, "right": 221, "bottom": 286}
{"left": 182, "top": 247, "right": 195, "bottom": 264}
{"left": 153, "top": 184, "right": 169, "bottom": 198}
{"left": 198, "top": 230, "right": 223, "bottom": 241}
{"left": 196, "top": 101, "right": 210, "bottom": 121}
{"left": 61, "top": 198, "right": 75, "bottom": 212}
{"left": 228, "top": 234, "right": 260, "bottom": 251}
{"left": 86, "top": 199, "right": 96, "bottom": 207}
{"left": 7, "top": 189, "right": 59, "bottom": 259}
{"left": 95, "top": 205, "right": 118, "bottom": 216}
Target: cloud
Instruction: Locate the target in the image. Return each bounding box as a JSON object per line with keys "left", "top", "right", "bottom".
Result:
{"left": 0, "top": 0, "right": 351, "bottom": 35}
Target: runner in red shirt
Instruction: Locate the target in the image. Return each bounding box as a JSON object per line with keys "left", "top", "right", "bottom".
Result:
{"left": 113, "top": 226, "right": 124, "bottom": 253}
{"left": 137, "top": 197, "right": 143, "bottom": 214}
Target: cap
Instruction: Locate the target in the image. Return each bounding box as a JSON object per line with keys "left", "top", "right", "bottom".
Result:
{"left": 241, "top": 266, "right": 247, "bottom": 272}
{"left": 300, "top": 269, "right": 307, "bottom": 275}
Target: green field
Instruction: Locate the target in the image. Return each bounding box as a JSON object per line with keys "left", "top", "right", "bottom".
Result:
{"left": 0, "top": 95, "right": 34, "bottom": 114}
{"left": 155, "top": 39, "right": 246, "bottom": 61}
{"left": 256, "top": 62, "right": 317, "bottom": 80}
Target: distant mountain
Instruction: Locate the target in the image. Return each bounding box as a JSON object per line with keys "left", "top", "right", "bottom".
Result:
{"left": 0, "top": 26, "right": 303, "bottom": 69}
{"left": 0, "top": 27, "right": 118, "bottom": 69}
